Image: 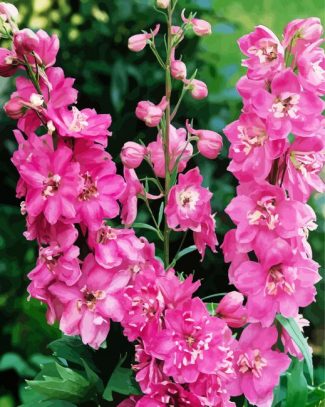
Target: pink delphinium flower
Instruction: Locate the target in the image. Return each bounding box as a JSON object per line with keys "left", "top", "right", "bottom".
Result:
{"left": 283, "top": 17, "right": 323, "bottom": 52}
{"left": 0, "top": 48, "right": 18, "bottom": 77}
{"left": 297, "top": 41, "right": 325, "bottom": 95}
{"left": 238, "top": 25, "right": 284, "bottom": 80}
{"left": 233, "top": 237, "right": 320, "bottom": 326}
{"left": 186, "top": 120, "right": 223, "bottom": 159}
{"left": 147, "top": 125, "right": 193, "bottom": 178}
{"left": 151, "top": 297, "right": 234, "bottom": 384}
{"left": 13, "top": 28, "right": 39, "bottom": 57}
{"left": 251, "top": 68, "right": 324, "bottom": 138}
{"left": 121, "top": 141, "right": 147, "bottom": 169}
{"left": 28, "top": 222, "right": 81, "bottom": 289}
{"left": 230, "top": 324, "right": 290, "bottom": 407}
{"left": 183, "top": 78, "right": 208, "bottom": 100}
{"left": 171, "top": 48, "right": 187, "bottom": 80}
{"left": 216, "top": 291, "right": 247, "bottom": 328}
{"left": 135, "top": 96, "right": 167, "bottom": 127}
{"left": 47, "top": 106, "right": 112, "bottom": 146}
{"left": 224, "top": 112, "right": 287, "bottom": 182}
{"left": 119, "top": 168, "right": 144, "bottom": 226}
{"left": 165, "top": 167, "right": 212, "bottom": 231}
{"left": 0, "top": 2, "right": 19, "bottom": 21}
{"left": 128, "top": 24, "right": 160, "bottom": 52}
{"left": 283, "top": 134, "right": 324, "bottom": 202}
{"left": 48, "top": 254, "right": 129, "bottom": 349}
{"left": 19, "top": 144, "right": 80, "bottom": 224}
{"left": 193, "top": 214, "right": 218, "bottom": 258}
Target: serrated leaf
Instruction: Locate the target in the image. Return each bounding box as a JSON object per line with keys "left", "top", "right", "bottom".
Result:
{"left": 169, "top": 245, "right": 197, "bottom": 268}
{"left": 48, "top": 336, "right": 97, "bottom": 372}
{"left": 276, "top": 315, "right": 313, "bottom": 383}
{"left": 103, "top": 355, "right": 141, "bottom": 401}
{"left": 286, "top": 358, "right": 307, "bottom": 407}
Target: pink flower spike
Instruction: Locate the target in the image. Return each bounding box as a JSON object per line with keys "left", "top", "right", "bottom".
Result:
{"left": 181, "top": 9, "right": 212, "bottom": 36}
{"left": 128, "top": 24, "right": 160, "bottom": 52}
{"left": 186, "top": 119, "right": 223, "bottom": 159}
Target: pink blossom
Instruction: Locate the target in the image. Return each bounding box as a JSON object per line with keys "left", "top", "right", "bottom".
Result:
{"left": 156, "top": 0, "right": 170, "bottom": 9}
{"left": 47, "top": 106, "right": 112, "bottom": 146}
{"left": 119, "top": 168, "right": 144, "bottom": 226}
{"left": 233, "top": 238, "right": 320, "bottom": 326}
{"left": 121, "top": 141, "right": 147, "bottom": 169}
{"left": 181, "top": 10, "right": 212, "bottom": 36}
{"left": 230, "top": 324, "right": 290, "bottom": 407}
{"left": 216, "top": 291, "right": 247, "bottom": 328}
{"left": 297, "top": 40, "right": 325, "bottom": 95}
{"left": 186, "top": 120, "right": 223, "bottom": 159}
{"left": 171, "top": 48, "right": 187, "bottom": 80}
{"left": 128, "top": 24, "right": 160, "bottom": 52}
{"left": 165, "top": 167, "right": 212, "bottom": 232}
{"left": 0, "top": 2, "right": 18, "bottom": 21}
{"left": 135, "top": 96, "right": 167, "bottom": 127}
{"left": 13, "top": 28, "right": 39, "bottom": 57}
{"left": 33, "top": 30, "right": 59, "bottom": 68}
{"left": 183, "top": 78, "right": 208, "bottom": 100}
{"left": 28, "top": 222, "right": 81, "bottom": 288}
{"left": 238, "top": 25, "right": 284, "bottom": 80}
{"left": 0, "top": 48, "right": 18, "bottom": 77}
{"left": 193, "top": 214, "right": 218, "bottom": 259}
{"left": 283, "top": 134, "right": 324, "bottom": 202}
{"left": 151, "top": 297, "right": 234, "bottom": 383}
{"left": 224, "top": 112, "right": 287, "bottom": 182}
{"left": 147, "top": 125, "right": 192, "bottom": 178}
{"left": 19, "top": 144, "right": 80, "bottom": 224}
{"left": 4, "top": 95, "right": 25, "bottom": 119}
{"left": 225, "top": 182, "right": 316, "bottom": 245}
{"left": 251, "top": 68, "right": 324, "bottom": 138}
{"left": 48, "top": 254, "right": 129, "bottom": 349}
{"left": 236, "top": 75, "right": 268, "bottom": 109}
{"left": 283, "top": 17, "right": 323, "bottom": 51}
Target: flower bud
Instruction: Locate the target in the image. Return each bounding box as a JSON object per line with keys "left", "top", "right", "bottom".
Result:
{"left": 4, "top": 95, "right": 25, "bottom": 119}
{"left": 121, "top": 141, "right": 146, "bottom": 169}
{"left": 128, "top": 24, "right": 160, "bottom": 52}
{"left": 184, "top": 79, "right": 208, "bottom": 100}
{"left": 284, "top": 17, "right": 323, "bottom": 47}
{"left": 156, "top": 0, "right": 170, "bottom": 9}
{"left": 0, "top": 2, "right": 18, "bottom": 21}
{"left": 171, "top": 25, "right": 183, "bottom": 37}
{"left": 216, "top": 291, "right": 247, "bottom": 328}
{"left": 181, "top": 9, "right": 212, "bottom": 37}
{"left": 14, "top": 28, "right": 39, "bottom": 56}
{"left": 186, "top": 120, "right": 222, "bottom": 159}
{"left": 0, "top": 48, "right": 18, "bottom": 77}
{"left": 135, "top": 96, "right": 167, "bottom": 127}
{"left": 171, "top": 48, "right": 187, "bottom": 80}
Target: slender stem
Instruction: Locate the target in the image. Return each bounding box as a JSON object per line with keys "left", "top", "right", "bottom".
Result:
{"left": 163, "top": 3, "right": 173, "bottom": 268}
{"left": 142, "top": 194, "right": 163, "bottom": 240}
{"left": 168, "top": 230, "right": 187, "bottom": 268}
{"left": 170, "top": 84, "right": 187, "bottom": 121}
{"left": 201, "top": 293, "right": 228, "bottom": 301}
{"left": 23, "top": 56, "right": 42, "bottom": 95}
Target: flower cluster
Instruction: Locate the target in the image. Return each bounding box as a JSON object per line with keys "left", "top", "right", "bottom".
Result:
{"left": 222, "top": 18, "right": 324, "bottom": 406}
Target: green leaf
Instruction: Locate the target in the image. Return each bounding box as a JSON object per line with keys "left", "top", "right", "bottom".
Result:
{"left": 0, "top": 353, "right": 36, "bottom": 377}
{"left": 133, "top": 222, "right": 162, "bottom": 239}
{"left": 103, "top": 355, "right": 141, "bottom": 401}
{"left": 286, "top": 358, "right": 308, "bottom": 407}
{"left": 48, "top": 336, "right": 97, "bottom": 372}
{"left": 306, "top": 384, "right": 325, "bottom": 407}
{"left": 169, "top": 245, "right": 197, "bottom": 268}
{"left": 276, "top": 315, "right": 313, "bottom": 383}
{"left": 157, "top": 202, "right": 164, "bottom": 227}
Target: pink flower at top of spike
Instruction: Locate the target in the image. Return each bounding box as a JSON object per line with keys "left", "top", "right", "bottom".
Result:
{"left": 216, "top": 291, "right": 247, "bottom": 328}
{"left": 283, "top": 17, "right": 323, "bottom": 51}
{"left": 128, "top": 24, "right": 160, "bottom": 52}
{"left": 238, "top": 25, "right": 284, "bottom": 80}
{"left": 151, "top": 297, "right": 234, "bottom": 383}
{"left": 28, "top": 222, "right": 81, "bottom": 288}
{"left": 181, "top": 9, "right": 212, "bottom": 36}
{"left": 229, "top": 324, "right": 290, "bottom": 407}
{"left": 121, "top": 141, "right": 147, "bottom": 169}
{"left": 251, "top": 68, "right": 324, "bottom": 139}
{"left": 135, "top": 96, "right": 167, "bottom": 127}
{"left": 19, "top": 144, "right": 80, "bottom": 224}
{"left": 233, "top": 238, "right": 320, "bottom": 327}
{"left": 297, "top": 40, "right": 325, "bottom": 95}
{"left": 165, "top": 167, "right": 213, "bottom": 232}
{"left": 47, "top": 106, "right": 112, "bottom": 146}
{"left": 283, "top": 134, "right": 324, "bottom": 202}
{"left": 225, "top": 182, "right": 317, "bottom": 245}
{"left": 48, "top": 254, "right": 130, "bottom": 349}
{"left": 186, "top": 120, "right": 223, "bottom": 159}
{"left": 224, "top": 112, "right": 287, "bottom": 182}
{"left": 147, "top": 125, "right": 193, "bottom": 178}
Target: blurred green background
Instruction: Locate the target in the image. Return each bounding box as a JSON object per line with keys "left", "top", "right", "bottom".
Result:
{"left": 0, "top": 0, "right": 323, "bottom": 405}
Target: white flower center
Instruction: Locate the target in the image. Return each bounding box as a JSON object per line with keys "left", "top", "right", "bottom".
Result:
{"left": 69, "top": 106, "right": 89, "bottom": 132}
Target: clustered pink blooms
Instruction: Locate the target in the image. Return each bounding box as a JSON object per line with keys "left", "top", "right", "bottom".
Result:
{"left": 2, "top": 2, "right": 323, "bottom": 405}
{"left": 222, "top": 18, "right": 324, "bottom": 406}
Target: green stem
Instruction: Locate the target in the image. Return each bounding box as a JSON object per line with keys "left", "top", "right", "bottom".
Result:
{"left": 23, "top": 56, "right": 42, "bottom": 95}
{"left": 163, "top": 3, "right": 173, "bottom": 268}
{"left": 170, "top": 84, "right": 187, "bottom": 121}
{"left": 142, "top": 194, "right": 163, "bottom": 240}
